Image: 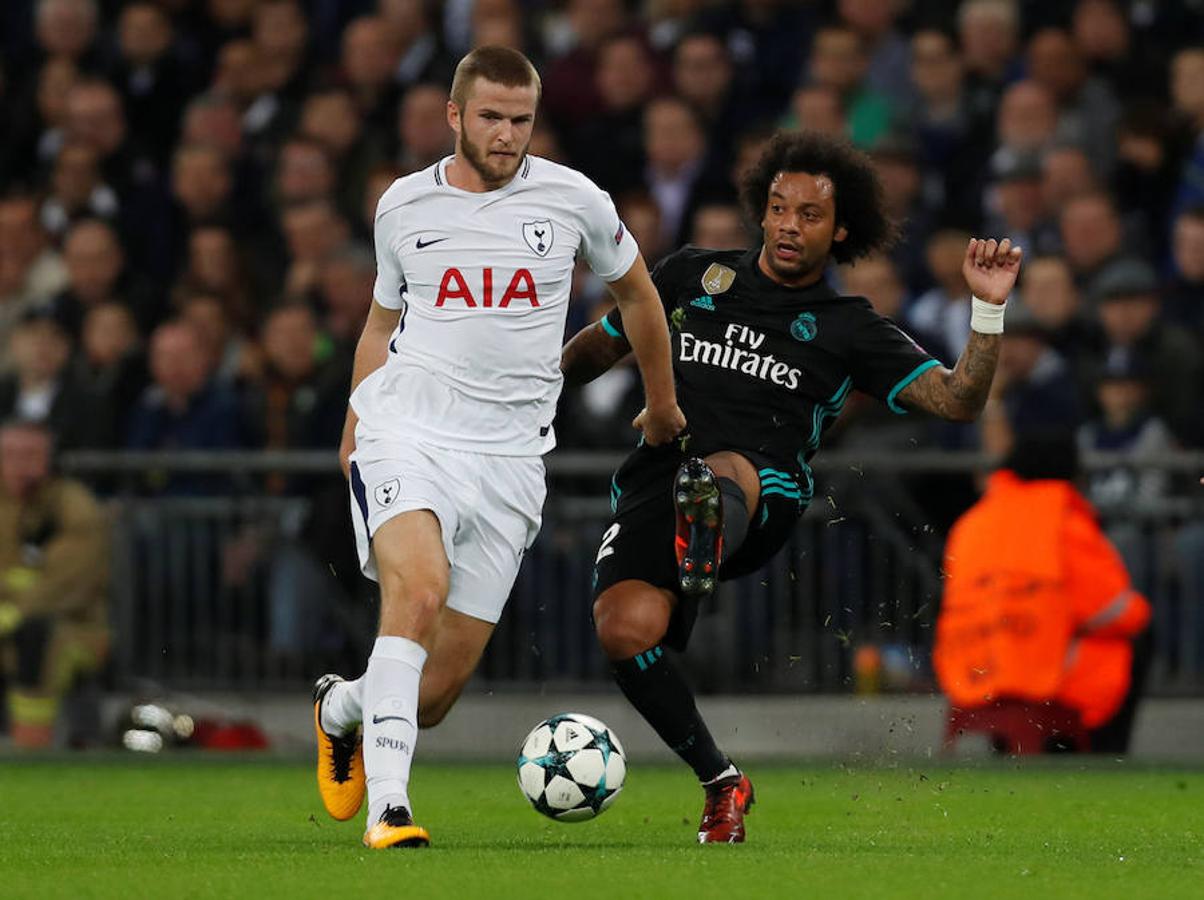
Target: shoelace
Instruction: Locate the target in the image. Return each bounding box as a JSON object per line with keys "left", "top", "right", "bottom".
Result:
{"left": 329, "top": 732, "right": 357, "bottom": 782}
{"left": 379, "top": 805, "right": 412, "bottom": 827}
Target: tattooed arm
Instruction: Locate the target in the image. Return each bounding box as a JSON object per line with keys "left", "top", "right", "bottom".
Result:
{"left": 897, "top": 237, "right": 1022, "bottom": 423}
{"left": 897, "top": 331, "right": 1001, "bottom": 422}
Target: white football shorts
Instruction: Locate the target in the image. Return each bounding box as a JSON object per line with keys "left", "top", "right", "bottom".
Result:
{"left": 348, "top": 430, "right": 546, "bottom": 624}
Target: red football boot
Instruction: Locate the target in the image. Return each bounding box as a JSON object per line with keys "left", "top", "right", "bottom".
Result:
{"left": 698, "top": 772, "right": 755, "bottom": 844}
{"left": 673, "top": 457, "right": 723, "bottom": 599}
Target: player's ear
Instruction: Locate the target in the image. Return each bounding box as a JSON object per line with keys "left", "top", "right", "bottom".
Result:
{"left": 834, "top": 224, "right": 848, "bottom": 243}
{"left": 447, "top": 100, "right": 461, "bottom": 136}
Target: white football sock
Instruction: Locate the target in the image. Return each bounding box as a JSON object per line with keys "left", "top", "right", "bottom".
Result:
{"left": 319, "top": 677, "right": 362, "bottom": 736}
{"left": 362, "top": 635, "right": 427, "bottom": 824}
{"left": 702, "top": 763, "right": 740, "bottom": 786}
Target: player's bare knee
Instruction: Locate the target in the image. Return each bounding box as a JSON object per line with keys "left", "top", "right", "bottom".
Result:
{"left": 593, "top": 591, "right": 668, "bottom": 660}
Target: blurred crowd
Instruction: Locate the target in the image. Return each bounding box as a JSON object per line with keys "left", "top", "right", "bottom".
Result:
{"left": 0, "top": 0, "right": 1202, "bottom": 487}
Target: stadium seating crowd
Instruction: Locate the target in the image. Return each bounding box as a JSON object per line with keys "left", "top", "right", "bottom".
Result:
{"left": 1, "top": 0, "right": 1201, "bottom": 474}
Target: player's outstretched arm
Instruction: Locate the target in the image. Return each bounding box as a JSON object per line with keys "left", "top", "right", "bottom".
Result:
{"left": 339, "top": 299, "right": 402, "bottom": 478}
{"left": 560, "top": 317, "right": 631, "bottom": 386}
{"left": 897, "top": 238, "right": 1022, "bottom": 423}
{"left": 604, "top": 256, "right": 685, "bottom": 445}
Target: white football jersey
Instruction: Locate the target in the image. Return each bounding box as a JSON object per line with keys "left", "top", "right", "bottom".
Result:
{"left": 351, "top": 154, "right": 638, "bottom": 456}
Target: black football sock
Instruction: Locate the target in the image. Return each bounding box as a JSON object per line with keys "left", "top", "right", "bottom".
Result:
{"left": 716, "top": 477, "right": 750, "bottom": 560}
{"left": 611, "top": 645, "right": 729, "bottom": 782}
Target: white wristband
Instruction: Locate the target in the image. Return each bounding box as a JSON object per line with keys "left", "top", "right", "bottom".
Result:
{"left": 970, "top": 296, "right": 1006, "bottom": 334}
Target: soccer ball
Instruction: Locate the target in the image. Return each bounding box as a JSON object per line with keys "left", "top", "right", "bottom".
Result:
{"left": 516, "top": 713, "right": 627, "bottom": 822}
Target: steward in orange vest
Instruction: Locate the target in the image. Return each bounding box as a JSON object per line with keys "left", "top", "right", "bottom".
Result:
{"left": 934, "top": 438, "right": 1150, "bottom": 735}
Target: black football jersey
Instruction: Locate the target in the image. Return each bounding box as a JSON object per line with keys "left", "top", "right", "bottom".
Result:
{"left": 602, "top": 247, "right": 938, "bottom": 493}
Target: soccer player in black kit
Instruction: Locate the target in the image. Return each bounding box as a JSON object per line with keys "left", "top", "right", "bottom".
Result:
{"left": 560, "top": 132, "right": 1022, "bottom": 844}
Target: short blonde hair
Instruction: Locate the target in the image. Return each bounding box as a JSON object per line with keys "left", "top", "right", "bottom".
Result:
{"left": 450, "top": 46, "right": 541, "bottom": 109}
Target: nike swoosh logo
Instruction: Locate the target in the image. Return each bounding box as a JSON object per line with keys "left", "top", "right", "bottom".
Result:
{"left": 415, "top": 236, "right": 449, "bottom": 249}
{"left": 372, "top": 715, "right": 413, "bottom": 725}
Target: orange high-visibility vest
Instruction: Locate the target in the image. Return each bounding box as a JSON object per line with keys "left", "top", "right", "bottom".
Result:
{"left": 934, "top": 471, "right": 1150, "bottom": 728}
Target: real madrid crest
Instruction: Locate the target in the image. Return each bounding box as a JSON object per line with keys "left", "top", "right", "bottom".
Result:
{"left": 700, "top": 263, "right": 736, "bottom": 295}
{"left": 522, "top": 220, "right": 554, "bottom": 256}
{"left": 790, "top": 312, "right": 817, "bottom": 342}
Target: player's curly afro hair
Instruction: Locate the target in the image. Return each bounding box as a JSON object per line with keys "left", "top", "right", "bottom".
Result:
{"left": 739, "top": 131, "right": 898, "bottom": 265}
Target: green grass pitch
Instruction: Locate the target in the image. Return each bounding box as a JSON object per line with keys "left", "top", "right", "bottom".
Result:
{"left": 0, "top": 758, "right": 1200, "bottom": 898}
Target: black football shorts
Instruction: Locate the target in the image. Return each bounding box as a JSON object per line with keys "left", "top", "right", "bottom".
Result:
{"left": 590, "top": 442, "right": 808, "bottom": 650}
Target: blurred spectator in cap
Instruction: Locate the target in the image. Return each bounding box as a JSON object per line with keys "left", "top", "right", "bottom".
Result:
{"left": 110, "top": 3, "right": 192, "bottom": 163}
{"left": 1078, "top": 353, "right": 1173, "bottom": 516}
{"left": 1164, "top": 205, "right": 1204, "bottom": 333}
{"left": 569, "top": 33, "right": 656, "bottom": 191}
{"left": 871, "top": 134, "right": 933, "bottom": 294}
{"left": 641, "top": 96, "right": 730, "bottom": 248}
{"left": 984, "top": 152, "right": 1054, "bottom": 259}
{"left": 0, "top": 309, "right": 99, "bottom": 451}
{"left": 340, "top": 16, "right": 403, "bottom": 144}
{"left": 1019, "top": 256, "right": 1096, "bottom": 364}
{"left": 980, "top": 304, "right": 1081, "bottom": 458}
{"left": 395, "top": 83, "right": 454, "bottom": 174}
{"left": 542, "top": 0, "right": 627, "bottom": 132}
{"left": 1058, "top": 191, "right": 1125, "bottom": 298}
{"left": 804, "top": 23, "right": 890, "bottom": 149}
{"left": 689, "top": 203, "right": 749, "bottom": 252}
{"left": 50, "top": 218, "right": 160, "bottom": 338}
{"left": 907, "top": 228, "right": 974, "bottom": 364}
{"left": 1088, "top": 258, "right": 1202, "bottom": 445}
{"left": 1025, "top": 27, "right": 1119, "bottom": 177}
{"left": 39, "top": 141, "right": 120, "bottom": 241}
{"left": 0, "top": 195, "right": 68, "bottom": 362}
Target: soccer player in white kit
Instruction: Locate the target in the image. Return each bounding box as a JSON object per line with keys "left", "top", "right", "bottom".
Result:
{"left": 311, "top": 47, "right": 685, "bottom": 849}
